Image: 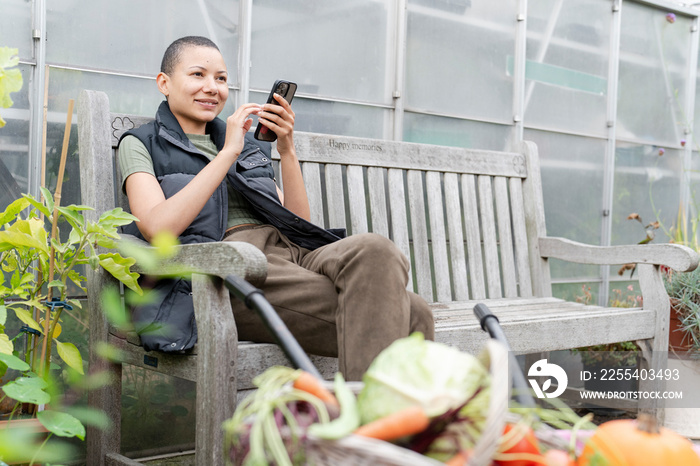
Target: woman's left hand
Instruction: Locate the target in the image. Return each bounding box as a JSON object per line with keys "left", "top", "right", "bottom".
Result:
{"left": 258, "top": 92, "right": 295, "bottom": 155}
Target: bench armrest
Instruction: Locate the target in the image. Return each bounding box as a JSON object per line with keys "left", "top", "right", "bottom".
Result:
{"left": 121, "top": 235, "right": 267, "bottom": 284}
{"left": 539, "top": 236, "right": 699, "bottom": 272}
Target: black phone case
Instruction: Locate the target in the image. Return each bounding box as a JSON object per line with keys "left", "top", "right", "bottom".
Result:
{"left": 254, "top": 80, "right": 297, "bottom": 142}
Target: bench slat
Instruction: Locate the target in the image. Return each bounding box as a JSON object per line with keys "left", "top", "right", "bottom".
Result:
{"left": 436, "top": 308, "right": 655, "bottom": 355}
{"left": 426, "top": 171, "right": 452, "bottom": 302}
{"left": 346, "top": 165, "right": 369, "bottom": 234}
{"left": 293, "top": 132, "right": 529, "bottom": 178}
{"left": 407, "top": 170, "right": 433, "bottom": 300}
{"left": 509, "top": 179, "right": 533, "bottom": 297}
{"left": 461, "top": 174, "right": 486, "bottom": 299}
{"left": 444, "top": 173, "right": 469, "bottom": 300}
{"left": 325, "top": 164, "right": 346, "bottom": 229}
{"left": 494, "top": 177, "right": 518, "bottom": 297}
{"left": 302, "top": 162, "right": 325, "bottom": 227}
{"left": 478, "top": 176, "right": 502, "bottom": 298}
{"left": 367, "top": 167, "right": 389, "bottom": 238}
{"left": 387, "top": 168, "right": 413, "bottom": 291}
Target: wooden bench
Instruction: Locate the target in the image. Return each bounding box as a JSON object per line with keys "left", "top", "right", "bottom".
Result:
{"left": 78, "top": 89, "right": 699, "bottom": 465}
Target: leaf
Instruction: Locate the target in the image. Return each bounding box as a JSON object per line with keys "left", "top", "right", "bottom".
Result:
{"left": 0, "top": 197, "right": 30, "bottom": 226}
{"left": 11, "top": 307, "right": 42, "bottom": 332}
{"left": 0, "top": 219, "right": 49, "bottom": 254}
{"left": 0, "top": 334, "right": 14, "bottom": 356}
{"left": 37, "top": 410, "right": 86, "bottom": 439}
{"left": 2, "top": 376, "right": 50, "bottom": 404}
{"left": 39, "top": 186, "right": 54, "bottom": 213}
{"left": 0, "top": 47, "right": 23, "bottom": 128}
{"left": 56, "top": 206, "right": 85, "bottom": 233}
{"left": 0, "top": 425, "right": 75, "bottom": 464}
{"left": 0, "top": 352, "right": 28, "bottom": 371}
{"left": 151, "top": 231, "right": 179, "bottom": 259}
{"left": 47, "top": 279, "right": 65, "bottom": 291}
{"left": 95, "top": 341, "right": 125, "bottom": 363}
{"left": 98, "top": 253, "right": 142, "bottom": 295}
{"left": 98, "top": 207, "right": 138, "bottom": 228}
{"left": 101, "top": 286, "right": 131, "bottom": 330}
{"left": 0, "top": 304, "right": 6, "bottom": 326}
{"left": 61, "top": 405, "right": 111, "bottom": 430}
{"left": 22, "top": 193, "right": 51, "bottom": 219}
{"left": 54, "top": 340, "right": 84, "bottom": 374}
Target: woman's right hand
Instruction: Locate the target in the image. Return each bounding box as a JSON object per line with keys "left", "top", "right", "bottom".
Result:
{"left": 221, "top": 103, "right": 262, "bottom": 160}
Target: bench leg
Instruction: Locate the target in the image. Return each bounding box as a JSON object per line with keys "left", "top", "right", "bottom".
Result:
{"left": 87, "top": 358, "right": 123, "bottom": 464}
{"left": 193, "top": 274, "right": 238, "bottom": 466}
{"left": 638, "top": 264, "right": 671, "bottom": 424}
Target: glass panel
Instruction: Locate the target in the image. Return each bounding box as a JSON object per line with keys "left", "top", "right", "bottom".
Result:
{"left": 524, "top": 129, "right": 605, "bottom": 281}
{"left": 553, "top": 281, "right": 600, "bottom": 305}
{"left": 121, "top": 366, "right": 196, "bottom": 456}
{"left": 617, "top": 3, "right": 691, "bottom": 146}
{"left": 524, "top": 129, "right": 605, "bottom": 243}
{"left": 250, "top": 91, "right": 389, "bottom": 138}
{"left": 611, "top": 142, "right": 681, "bottom": 247}
{"left": 693, "top": 43, "right": 700, "bottom": 149}
{"left": 0, "top": 0, "right": 33, "bottom": 58}
{"left": 403, "top": 112, "right": 512, "bottom": 151}
{"left": 250, "top": 0, "right": 393, "bottom": 104}
{"left": 525, "top": 0, "right": 610, "bottom": 137}
{"left": 405, "top": 0, "right": 517, "bottom": 123}
{"left": 686, "top": 150, "right": 700, "bottom": 249}
{"left": 0, "top": 63, "right": 31, "bottom": 211}
{"left": 47, "top": 0, "right": 240, "bottom": 81}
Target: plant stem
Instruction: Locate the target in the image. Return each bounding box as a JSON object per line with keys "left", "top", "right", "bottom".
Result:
{"left": 28, "top": 432, "right": 53, "bottom": 466}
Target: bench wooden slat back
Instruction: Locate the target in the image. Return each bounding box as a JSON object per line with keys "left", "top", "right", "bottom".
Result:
{"left": 107, "top": 113, "right": 549, "bottom": 303}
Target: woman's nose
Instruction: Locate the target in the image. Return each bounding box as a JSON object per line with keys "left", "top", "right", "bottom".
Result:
{"left": 203, "top": 76, "right": 218, "bottom": 94}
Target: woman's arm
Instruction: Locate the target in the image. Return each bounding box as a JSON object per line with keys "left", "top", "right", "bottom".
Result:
{"left": 125, "top": 103, "right": 261, "bottom": 241}
{"left": 258, "top": 93, "right": 311, "bottom": 221}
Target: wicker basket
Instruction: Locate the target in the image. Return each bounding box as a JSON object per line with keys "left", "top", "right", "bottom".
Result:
{"left": 305, "top": 339, "right": 511, "bottom": 466}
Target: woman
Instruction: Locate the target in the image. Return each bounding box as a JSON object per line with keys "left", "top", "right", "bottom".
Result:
{"left": 118, "top": 36, "right": 434, "bottom": 380}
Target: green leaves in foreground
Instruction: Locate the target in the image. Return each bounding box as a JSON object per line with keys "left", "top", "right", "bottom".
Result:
{"left": 37, "top": 410, "right": 86, "bottom": 440}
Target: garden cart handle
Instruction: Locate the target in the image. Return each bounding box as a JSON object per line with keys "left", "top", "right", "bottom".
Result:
{"left": 224, "top": 274, "right": 323, "bottom": 380}
{"left": 473, "top": 303, "right": 536, "bottom": 408}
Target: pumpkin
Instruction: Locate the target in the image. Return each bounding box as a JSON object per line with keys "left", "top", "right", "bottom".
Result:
{"left": 578, "top": 413, "right": 700, "bottom": 466}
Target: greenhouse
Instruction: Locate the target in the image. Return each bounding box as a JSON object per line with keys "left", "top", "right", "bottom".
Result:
{"left": 3, "top": 0, "right": 700, "bottom": 462}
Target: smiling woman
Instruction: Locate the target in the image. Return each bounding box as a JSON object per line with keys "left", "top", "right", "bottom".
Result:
{"left": 115, "top": 35, "right": 434, "bottom": 381}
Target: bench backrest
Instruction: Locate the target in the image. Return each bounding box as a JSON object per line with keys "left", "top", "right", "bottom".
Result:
{"left": 79, "top": 90, "right": 552, "bottom": 303}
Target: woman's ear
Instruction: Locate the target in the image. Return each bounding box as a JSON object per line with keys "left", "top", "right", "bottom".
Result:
{"left": 156, "top": 72, "right": 169, "bottom": 98}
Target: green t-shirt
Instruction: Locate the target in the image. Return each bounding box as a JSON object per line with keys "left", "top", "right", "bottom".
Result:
{"left": 118, "top": 134, "right": 262, "bottom": 229}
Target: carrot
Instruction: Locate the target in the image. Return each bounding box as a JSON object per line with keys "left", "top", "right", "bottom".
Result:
{"left": 353, "top": 405, "right": 430, "bottom": 441}
{"left": 444, "top": 449, "right": 471, "bottom": 466}
{"left": 292, "top": 371, "right": 339, "bottom": 407}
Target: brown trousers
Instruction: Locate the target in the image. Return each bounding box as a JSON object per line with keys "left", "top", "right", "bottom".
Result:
{"left": 224, "top": 225, "right": 435, "bottom": 380}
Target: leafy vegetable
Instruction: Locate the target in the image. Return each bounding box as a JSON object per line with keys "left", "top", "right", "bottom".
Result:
{"left": 307, "top": 372, "right": 358, "bottom": 440}
{"left": 223, "top": 366, "right": 334, "bottom": 465}
{"left": 357, "top": 333, "right": 489, "bottom": 424}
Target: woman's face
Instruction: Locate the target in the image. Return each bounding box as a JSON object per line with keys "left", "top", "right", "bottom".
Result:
{"left": 157, "top": 45, "right": 229, "bottom": 134}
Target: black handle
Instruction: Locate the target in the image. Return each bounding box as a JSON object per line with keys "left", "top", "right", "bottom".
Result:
{"left": 225, "top": 274, "right": 323, "bottom": 380}
{"left": 473, "top": 303, "right": 536, "bottom": 409}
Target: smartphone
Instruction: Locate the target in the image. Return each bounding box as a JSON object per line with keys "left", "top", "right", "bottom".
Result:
{"left": 253, "top": 80, "right": 297, "bottom": 142}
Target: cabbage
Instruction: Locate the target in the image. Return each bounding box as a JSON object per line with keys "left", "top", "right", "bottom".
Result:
{"left": 357, "top": 333, "right": 489, "bottom": 424}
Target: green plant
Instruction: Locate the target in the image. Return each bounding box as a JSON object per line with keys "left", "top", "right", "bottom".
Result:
{"left": 664, "top": 266, "right": 700, "bottom": 354}
{"left": 0, "top": 191, "right": 141, "bottom": 463}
